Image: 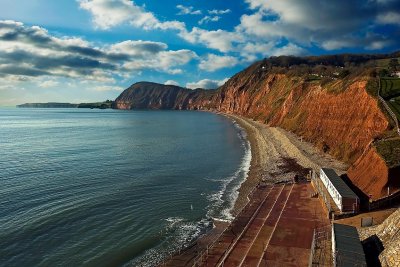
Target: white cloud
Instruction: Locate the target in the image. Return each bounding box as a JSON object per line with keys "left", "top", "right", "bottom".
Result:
{"left": 199, "top": 16, "right": 220, "bottom": 25}
{"left": 0, "top": 85, "right": 10, "bottom": 91}
{"left": 176, "top": 5, "right": 202, "bottom": 15}
{"left": 244, "top": 0, "right": 366, "bottom": 31}
{"left": 377, "top": 12, "right": 400, "bottom": 25}
{"left": 164, "top": 80, "right": 180, "bottom": 86}
{"left": 198, "top": 9, "right": 231, "bottom": 25}
{"left": 38, "top": 80, "right": 59, "bottom": 88}
{"left": 186, "top": 78, "right": 229, "bottom": 89}
{"left": 237, "top": 13, "right": 308, "bottom": 43}
{"left": 123, "top": 49, "right": 198, "bottom": 74}
{"left": 78, "top": 0, "right": 185, "bottom": 31}
{"left": 110, "top": 40, "right": 168, "bottom": 56}
{"left": 271, "top": 44, "right": 306, "bottom": 56}
{"left": 77, "top": 0, "right": 398, "bottom": 57}
{"left": 366, "top": 40, "right": 391, "bottom": 50}
{"left": 77, "top": 0, "right": 245, "bottom": 54}
{"left": 237, "top": 42, "right": 275, "bottom": 61}
{"left": 0, "top": 20, "right": 198, "bottom": 82}
{"left": 199, "top": 54, "right": 239, "bottom": 72}
{"left": 79, "top": 0, "right": 157, "bottom": 30}
{"left": 208, "top": 9, "right": 231, "bottom": 15}
{"left": 91, "top": 85, "right": 124, "bottom": 91}
{"left": 321, "top": 34, "right": 392, "bottom": 51}
{"left": 77, "top": 0, "right": 239, "bottom": 53}
{"left": 238, "top": 0, "right": 396, "bottom": 52}
{"left": 180, "top": 27, "right": 244, "bottom": 53}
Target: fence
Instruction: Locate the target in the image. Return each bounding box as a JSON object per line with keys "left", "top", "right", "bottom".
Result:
{"left": 311, "top": 170, "right": 332, "bottom": 215}
{"left": 308, "top": 230, "right": 316, "bottom": 267}
{"left": 369, "top": 189, "right": 400, "bottom": 210}
{"left": 309, "top": 226, "right": 332, "bottom": 267}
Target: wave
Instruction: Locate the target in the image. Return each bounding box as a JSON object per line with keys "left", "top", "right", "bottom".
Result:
{"left": 125, "top": 118, "right": 252, "bottom": 267}
{"left": 206, "top": 120, "right": 252, "bottom": 221}
{"left": 125, "top": 217, "right": 212, "bottom": 267}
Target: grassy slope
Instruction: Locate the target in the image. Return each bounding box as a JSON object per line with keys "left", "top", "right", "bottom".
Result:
{"left": 381, "top": 77, "right": 400, "bottom": 120}
{"left": 375, "top": 77, "right": 400, "bottom": 168}
{"left": 374, "top": 138, "right": 400, "bottom": 168}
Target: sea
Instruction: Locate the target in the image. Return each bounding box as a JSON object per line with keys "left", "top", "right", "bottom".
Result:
{"left": 0, "top": 108, "right": 251, "bottom": 267}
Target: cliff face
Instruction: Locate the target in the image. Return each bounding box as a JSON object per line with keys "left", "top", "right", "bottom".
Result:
{"left": 114, "top": 62, "right": 398, "bottom": 199}
{"left": 347, "top": 146, "right": 390, "bottom": 199}
{"left": 201, "top": 74, "right": 388, "bottom": 163}
{"left": 114, "top": 82, "right": 194, "bottom": 110}
{"left": 348, "top": 138, "right": 400, "bottom": 199}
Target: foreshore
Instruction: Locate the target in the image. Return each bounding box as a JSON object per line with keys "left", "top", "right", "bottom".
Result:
{"left": 223, "top": 113, "right": 348, "bottom": 216}
{"left": 163, "top": 112, "right": 348, "bottom": 266}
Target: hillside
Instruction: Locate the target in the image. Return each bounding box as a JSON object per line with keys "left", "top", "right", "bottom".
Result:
{"left": 17, "top": 101, "right": 113, "bottom": 109}
{"left": 113, "top": 82, "right": 213, "bottom": 110}
{"left": 18, "top": 102, "right": 79, "bottom": 108}
{"left": 114, "top": 52, "right": 400, "bottom": 200}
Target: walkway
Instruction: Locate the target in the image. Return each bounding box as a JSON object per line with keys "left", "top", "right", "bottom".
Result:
{"left": 199, "top": 182, "right": 330, "bottom": 267}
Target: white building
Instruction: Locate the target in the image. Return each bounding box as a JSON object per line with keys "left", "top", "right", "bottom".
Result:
{"left": 320, "top": 168, "right": 359, "bottom": 213}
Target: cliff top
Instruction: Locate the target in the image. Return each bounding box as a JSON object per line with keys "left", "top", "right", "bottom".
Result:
{"left": 375, "top": 138, "right": 400, "bottom": 168}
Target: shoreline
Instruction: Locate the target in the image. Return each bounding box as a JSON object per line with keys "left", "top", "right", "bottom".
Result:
{"left": 223, "top": 113, "right": 348, "bottom": 216}
{"left": 162, "top": 112, "right": 348, "bottom": 266}
{"left": 223, "top": 114, "right": 264, "bottom": 216}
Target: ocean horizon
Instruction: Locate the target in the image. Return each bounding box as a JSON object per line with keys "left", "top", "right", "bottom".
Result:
{"left": 0, "top": 108, "right": 250, "bottom": 266}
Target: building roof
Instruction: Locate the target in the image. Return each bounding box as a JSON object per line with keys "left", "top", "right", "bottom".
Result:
{"left": 321, "top": 168, "right": 358, "bottom": 199}
{"left": 333, "top": 223, "right": 366, "bottom": 267}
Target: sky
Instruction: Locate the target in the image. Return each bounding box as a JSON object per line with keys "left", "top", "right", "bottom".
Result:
{"left": 0, "top": 0, "right": 399, "bottom": 106}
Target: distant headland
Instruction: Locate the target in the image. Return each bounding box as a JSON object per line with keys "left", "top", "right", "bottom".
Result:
{"left": 17, "top": 100, "right": 114, "bottom": 109}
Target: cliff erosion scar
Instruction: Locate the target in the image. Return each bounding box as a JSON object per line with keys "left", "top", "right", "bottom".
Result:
{"left": 114, "top": 56, "right": 400, "bottom": 200}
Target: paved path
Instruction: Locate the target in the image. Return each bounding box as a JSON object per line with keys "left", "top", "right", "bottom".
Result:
{"left": 199, "top": 182, "right": 329, "bottom": 267}
{"left": 202, "top": 185, "right": 275, "bottom": 267}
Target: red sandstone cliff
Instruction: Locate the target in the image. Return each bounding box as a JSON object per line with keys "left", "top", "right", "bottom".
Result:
{"left": 114, "top": 61, "right": 399, "bottom": 200}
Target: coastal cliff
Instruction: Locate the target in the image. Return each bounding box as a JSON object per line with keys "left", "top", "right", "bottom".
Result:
{"left": 114, "top": 56, "right": 400, "bottom": 200}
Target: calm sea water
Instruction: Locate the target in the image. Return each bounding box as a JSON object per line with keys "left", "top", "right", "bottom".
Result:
{"left": 0, "top": 108, "right": 250, "bottom": 267}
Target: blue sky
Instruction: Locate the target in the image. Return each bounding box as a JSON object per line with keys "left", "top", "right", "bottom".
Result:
{"left": 0, "top": 0, "right": 399, "bottom": 106}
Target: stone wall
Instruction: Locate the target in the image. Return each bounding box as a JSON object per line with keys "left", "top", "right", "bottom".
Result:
{"left": 358, "top": 208, "right": 400, "bottom": 266}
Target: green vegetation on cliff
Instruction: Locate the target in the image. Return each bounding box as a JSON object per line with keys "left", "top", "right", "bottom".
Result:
{"left": 374, "top": 138, "right": 400, "bottom": 168}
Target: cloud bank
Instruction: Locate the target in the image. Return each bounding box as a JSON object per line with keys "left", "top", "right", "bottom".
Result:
{"left": 0, "top": 20, "right": 198, "bottom": 81}
{"left": 79, "top": 0, "right": 400, "bottom": 61}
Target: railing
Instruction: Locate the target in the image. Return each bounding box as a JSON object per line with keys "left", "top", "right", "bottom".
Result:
{"left": 311, "top": 170, "right": 332, "bottom": 214}
{"left": 377, "top": 78, "right": 400, "bottom": 136}
{"left": 369, "top": 189, "right": 400, "bottom": 210}
{"left": 308, "top": 230, "right": 316, "bottom": 267}
{"left": 309, "top": 226, "right": 333, "bottom": 267}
